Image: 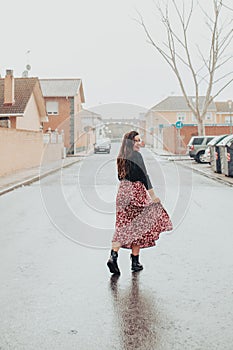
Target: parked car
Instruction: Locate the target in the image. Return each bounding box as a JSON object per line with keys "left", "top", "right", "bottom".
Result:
{"left": 187, "top": 136, "right": 215, "bottom": 163}
{"left": 94, "top": 138, "right": 111, "bottom": 154}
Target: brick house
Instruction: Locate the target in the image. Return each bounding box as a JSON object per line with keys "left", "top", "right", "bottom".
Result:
{"left": 145, "top": 96, "right": 215, "bottom": 148}
{"left": 40, "top": 78, "right": 85, "bottom": 154}
{"left": 215, "top": 101, "right": 233, "bottom": 127}
{"left": 0, "top": 70, "right": 66, "bottom": 176}
{"left": 148, "top": 96, "right": 217, "bottom": 126}
{"left": 0, "top": 70, "right": 48, "bottom": 130}
{"left": 145, "top": 96, "right": 232, "bottom": 153}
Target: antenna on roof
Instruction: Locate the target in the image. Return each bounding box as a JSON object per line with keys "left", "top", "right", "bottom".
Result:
{"left": 22, "top": 50, "right": 31, "bottom": 77}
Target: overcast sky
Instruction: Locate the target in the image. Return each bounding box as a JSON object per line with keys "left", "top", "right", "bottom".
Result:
{"left": 1, "top": 0, "right": 232, "bottom": 112}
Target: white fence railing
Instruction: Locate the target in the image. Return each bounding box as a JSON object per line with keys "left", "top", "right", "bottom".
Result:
{"left": 43, "top": 130, "right": 64, "bottom": 144}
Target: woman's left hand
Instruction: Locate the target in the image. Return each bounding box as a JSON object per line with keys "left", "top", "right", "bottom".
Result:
{"left": 153, "top": 197, "right": 161, "bottom": 204}
{"left": 148, "top": 188, "right": 160, "bottom": 204}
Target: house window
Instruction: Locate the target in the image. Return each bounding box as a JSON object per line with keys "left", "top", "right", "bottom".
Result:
{"left": 205, "top": 112, "right": 213, "bottom": 121}
{"left": 192, "top": 114, "right": 197, "bottom": 122}
{"left": 176, "top": 112, "right": 186, "bottom": 121}
{"left": 46, "top": 101, "right": 59, "bottom": 115}
{"left": 0, "top": 117, "right": 11, "bottom": 128}
{"left": 225, "top": 116, "right": 233, "bottom": 123}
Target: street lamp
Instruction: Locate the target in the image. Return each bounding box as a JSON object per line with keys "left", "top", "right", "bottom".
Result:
{"left": 228, "top": 100, "right": 232, "bottom": 134}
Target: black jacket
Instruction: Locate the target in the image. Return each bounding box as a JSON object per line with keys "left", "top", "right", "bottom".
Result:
{"left": 118, "top": 151, "right": 152, "bottom": 190}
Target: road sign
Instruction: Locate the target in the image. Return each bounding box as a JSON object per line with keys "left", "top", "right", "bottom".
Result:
{"left": 175, "top": 121, "right": 184, "bottom": 129}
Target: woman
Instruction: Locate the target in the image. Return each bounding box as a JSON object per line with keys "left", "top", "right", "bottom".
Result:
{"left": 107, "top": 130, "right": 173, "bottom": 274}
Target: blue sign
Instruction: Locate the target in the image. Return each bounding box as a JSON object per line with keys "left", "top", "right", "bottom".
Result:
{"left": 175, "top": 121, "right": 184, "bottom": 129}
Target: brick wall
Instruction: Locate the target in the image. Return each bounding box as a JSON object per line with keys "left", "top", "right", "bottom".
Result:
{"left": 0, "top": 128, "right": 64, "bottom": 176}
{"left": 163, "top": 125, "right": 233, "bottom": 154}
{"left": 163, "top": 127, "right": 177, "bottom": 153}
{"left": 43, "top": 97, "right": 71, "bottom": 149}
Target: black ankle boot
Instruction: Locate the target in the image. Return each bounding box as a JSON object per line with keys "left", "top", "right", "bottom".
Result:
{"left": 131, "top": 254, "right": 143, "bottom": 272}
{"left": 107, "top": 250, "right": 121, "bottom": 275}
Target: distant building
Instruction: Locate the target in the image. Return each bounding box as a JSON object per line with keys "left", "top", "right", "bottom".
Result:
{"left": 0, "top": 70, "right": 47, "bottom": 130}
{"left": 40, "top": 78, "right": 85, "bottom": 153}
{"left": 146, "top": 95, "right": 233, "bottom": 152}
{"left": 75, "top": 108, "right": 104, "bottom": 152}
{"left": 215, "top": 101, "right": 233, "bottom": 125}
{"left": 78, "top": 108, "right": 102, "bottom": 132}
{"left": 149, "top": 96, "right": 217, "bottom": 125}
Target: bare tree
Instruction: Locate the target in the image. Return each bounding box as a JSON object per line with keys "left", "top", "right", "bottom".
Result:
{"left": 137, "top": 0, "right": 233, "bottom": 135}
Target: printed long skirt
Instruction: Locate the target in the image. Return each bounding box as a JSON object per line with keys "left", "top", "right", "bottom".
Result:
{"left": 112, "top": 180, "right": 173, "bottom": 249}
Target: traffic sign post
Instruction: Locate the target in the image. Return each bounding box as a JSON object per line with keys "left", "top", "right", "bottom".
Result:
{"left": 175, "top": 121, "right": 184, "bottom": 154}
{"left": 175, "top": 121, "right": 184, "bottom": 129}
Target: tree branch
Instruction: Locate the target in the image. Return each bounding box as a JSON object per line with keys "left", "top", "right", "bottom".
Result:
{"left": 136, "top": 0, "right": 233, "bottom": 132}
{"left": 172, "top": 0, "right": 200, "bottom": 114}
{"left": 210, "top": 77, "right": 233, "bottom": 102}
{"left": 213, "top": 71, "right": 233, "bottom": 85}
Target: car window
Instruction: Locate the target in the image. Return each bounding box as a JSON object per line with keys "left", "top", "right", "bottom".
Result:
{"left": 193, "top": 138, "right": 204, "bottom": 145}
{"left": 206, "top": 137, "right": 214, "bottom": 144}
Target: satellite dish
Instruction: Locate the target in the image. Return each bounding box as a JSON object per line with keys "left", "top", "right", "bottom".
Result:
{"left": 26, "top": 64, "right": 31, "bottom": 71}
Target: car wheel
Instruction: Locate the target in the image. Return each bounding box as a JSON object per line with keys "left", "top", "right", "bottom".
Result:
{"left": 196, "top": 151, "right": 205, "bottom": 163}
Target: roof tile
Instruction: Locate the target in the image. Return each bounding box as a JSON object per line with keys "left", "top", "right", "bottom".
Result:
{"left": 40, "top": 79, "right": 82, "bottom": 97}
{"left": 151, "top": 96, "right": 216, "bottom": 111}
{"left": 0, "top": 78, "right": 38, "bottom": 115}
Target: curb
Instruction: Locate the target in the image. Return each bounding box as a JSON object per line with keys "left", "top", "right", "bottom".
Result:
{"left": 177, "top": 161, "right": 233, "bottom": 187}
{"left": 149, "top": 147, "right": 233, "bottom": 187}
{"left": 0, "top": 158, "right": 81, "bottom": 197}
{"left": 149, "top": 148, "right": 190, "bottom": 161}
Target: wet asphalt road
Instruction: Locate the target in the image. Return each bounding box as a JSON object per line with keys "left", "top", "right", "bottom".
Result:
{"left": 0, "top": 144, "right": 233, "bottom": 350}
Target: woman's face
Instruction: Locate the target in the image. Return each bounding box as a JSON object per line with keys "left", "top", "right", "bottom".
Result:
{"left": 133, "top": 134, "right": 141, "bottom": 151}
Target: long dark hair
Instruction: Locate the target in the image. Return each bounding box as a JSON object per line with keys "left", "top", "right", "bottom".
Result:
{"left": 117, "top": 130, "right": 139, "bottom": 179}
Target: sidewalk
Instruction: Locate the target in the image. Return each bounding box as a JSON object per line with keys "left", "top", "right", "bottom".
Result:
{"left": 178, "top": 159, "right": 233, "bottom": 187}
{"left": 0, "top": 154, "right": 87, "bottom": 196}
{"left": 152, "top": 148, "right": 233, "bottom": 187}
{"left": 151, "top": 147, "right": 190, "bottom": 160}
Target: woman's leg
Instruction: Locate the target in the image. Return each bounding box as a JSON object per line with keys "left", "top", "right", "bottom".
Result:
{"left": 112, "top": 243, "right": 121, "bottom": 253}
{"left": 131, "top": 244, "right": 140, "bottom": 256}
{"left": 107, "top": 242, "right": 121, "bottom": 275}
{"left": 131, "top": 244, "right": 143, "bottom": 272}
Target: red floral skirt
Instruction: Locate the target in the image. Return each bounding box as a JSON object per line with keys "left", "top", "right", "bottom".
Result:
{"left": 112, "top": 180, "right": 173, "bottom": 249}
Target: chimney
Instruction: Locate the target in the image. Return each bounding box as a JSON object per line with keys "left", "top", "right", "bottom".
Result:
{"left": 4, "top": 69, "right": 15, "bottom": 105}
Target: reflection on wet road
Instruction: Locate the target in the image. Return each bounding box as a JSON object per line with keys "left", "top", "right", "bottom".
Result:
{"left": 109, "top": 273, "right": 160, "bottom": 350}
